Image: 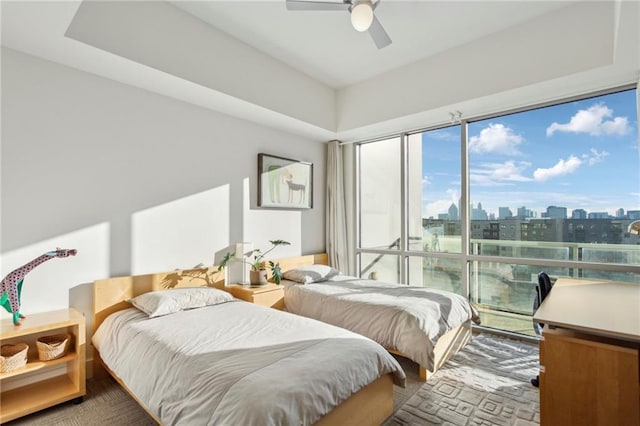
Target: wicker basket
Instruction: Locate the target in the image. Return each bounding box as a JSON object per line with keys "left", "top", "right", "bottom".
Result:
{"left": 36, "top": 334, "right": 70, "bottom": 361}
{"left": 0, "top": 343, "right": 29, "bottom": 373}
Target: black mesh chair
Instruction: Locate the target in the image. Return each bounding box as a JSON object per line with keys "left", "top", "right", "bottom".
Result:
{"left": 531, "top": 271, "right": 553, "bottom": 387}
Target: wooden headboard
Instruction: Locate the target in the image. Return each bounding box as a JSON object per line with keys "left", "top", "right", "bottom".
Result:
{"left": 274, "top": 253, "right": 329, "bottom": 273}
{"left": 92, "top": 253, "right": 328, "bottom": 332}
{"left": 93, "top": 267, "right": 225, "bottom": 333}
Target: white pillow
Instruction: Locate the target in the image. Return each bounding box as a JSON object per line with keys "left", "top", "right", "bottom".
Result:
{"left": 283, "top": 264, "right": 340, "bottom": 284}
{"left": 128, "top": 287, "right": 235, "bottom": 318}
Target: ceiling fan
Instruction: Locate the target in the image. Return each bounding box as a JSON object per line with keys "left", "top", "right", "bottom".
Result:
{"left": 285, "top": 0, "right": 392, "bottom": 49}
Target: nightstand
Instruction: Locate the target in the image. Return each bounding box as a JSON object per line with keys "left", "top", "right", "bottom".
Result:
{"left": 0, "top": 308, "right": 86, "bottom": 423}
{"left": 225, "top": 283, "right": 285, "bottom": 309}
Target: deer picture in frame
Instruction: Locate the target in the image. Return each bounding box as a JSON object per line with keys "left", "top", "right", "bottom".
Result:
{"left": 283, "top": 169, "right": 307, "bottom": 204}
{"left": 258, "top": 153, "right": 313, "bottom": 209}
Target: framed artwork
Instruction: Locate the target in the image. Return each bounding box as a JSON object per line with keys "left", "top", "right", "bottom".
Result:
{"left": 258, "top": 153, "right": 313, "bottom": 209}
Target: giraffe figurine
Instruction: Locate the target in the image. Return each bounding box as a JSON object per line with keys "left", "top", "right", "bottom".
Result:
{"left": 0, "top": 248, "right": 77, "bottom": 325}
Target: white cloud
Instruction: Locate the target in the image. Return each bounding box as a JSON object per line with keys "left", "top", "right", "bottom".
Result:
{"left": 533, "top": 155, "right": 582, "bottom": 181}
{"left": 584, "top": 148, "right": 609, "bottom": 165}
{"left": 424, "top": 199, "right": 455, "bottom": 219}
{"left": 469, "top": 123, "right": 524, "bottom": 155}
{"left": 423, "top": 189, "right": 460, "bottom": 219}
{"left": 446, "top": 188, "right": 460, "bottom": 202}
{"left": 422, "top": 175, "right": 432, "bottom": 186}
{"left": 533, "top": 149, "right": 606, "bottom": 181}
{"left": 470, "top": 161, "right": 532, "bottom": 186}
{"left": 546, "top": 104, "right": 630, "bottom": 137}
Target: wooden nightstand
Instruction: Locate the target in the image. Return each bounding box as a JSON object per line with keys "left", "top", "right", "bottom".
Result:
{"left": 0, "top": 308, "right": 86, "bottom": 423}
{"left": 225, "top": 283, "right": 285, "bottom": 309}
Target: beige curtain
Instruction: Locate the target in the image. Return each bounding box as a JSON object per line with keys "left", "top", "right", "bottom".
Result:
{"left": 326, "top": 140, "right": 351, "bottom": 273}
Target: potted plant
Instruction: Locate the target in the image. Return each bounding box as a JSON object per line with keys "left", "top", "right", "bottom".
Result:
{"left": 218, "top": 240, "right": 291, "bottom": 285}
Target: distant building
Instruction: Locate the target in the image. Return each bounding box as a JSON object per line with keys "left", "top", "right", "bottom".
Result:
{"left": 545, "top": 206, "right": 567, "bottom": 219}
{"left": 471, "top": 202, "right": 488, "bottom": 220}
{"left": 628, "top": 210, "right": 640, "bottom": 220}
{"left": 484, "top": 222, "right": 500, "bottom": 240}
{"left": 448, "top": 203, "right": 459, "bottom": 221}
{"left": 616, "top": 208, "right": 625, "bottom": 218}
{"left": 564, "top": 219, "right": 624, "bottom": 244}
{"left": 424, "top": 215, "right": 638, "bottom": 248}
{"left": 588, "top": 212, "right": 610, "bottom": 219}
{"left": 423, "top": 219, "right": 460, "bottom": 241}
{"left": 468, "top": 220, "right": 499, "bottom": 240}
{"left": 521, "top": 219, "right": 563, "bottom": 242}
{"left": 499, "top": 207, "right": 513, "bottom": 219}
{"left": 516, "top": 206, "right": 533, "bottom": 219}
{"left": 572, "top": 209, "right": 587, "bottom": 219}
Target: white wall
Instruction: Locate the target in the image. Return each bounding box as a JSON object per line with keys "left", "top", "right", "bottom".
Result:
{"left": 1, "top": 48, "right": 326, "bottom": 327}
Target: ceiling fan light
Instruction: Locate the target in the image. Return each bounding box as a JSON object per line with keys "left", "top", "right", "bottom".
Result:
{"left": 351, "top": 2, "right": 373, "bottom": 32}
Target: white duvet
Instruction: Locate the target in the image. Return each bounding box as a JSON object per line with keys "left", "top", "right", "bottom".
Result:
{"left": 283, "top": 276, "right": 481, "bottom": 371}
{"left": 92, "top": 301, "right": 405, "bottom": 426}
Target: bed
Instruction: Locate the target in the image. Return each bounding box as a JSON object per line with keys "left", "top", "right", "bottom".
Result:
{"left": 276, "top": 254, "right": 480, "bottom": 382}
{"left": 92, "top": 267, "right": 405, "bottom": 426}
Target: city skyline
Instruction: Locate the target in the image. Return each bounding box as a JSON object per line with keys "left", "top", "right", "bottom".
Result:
{"left": 421, "top": 89, "right": 639, "bottom": 219}
{"left": 431, "top": 198, "right": 640, "bottom": 221}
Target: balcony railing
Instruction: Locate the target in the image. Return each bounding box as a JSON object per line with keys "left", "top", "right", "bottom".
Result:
{"left": 359, "top": 238, "right": 639, "bottom": 336}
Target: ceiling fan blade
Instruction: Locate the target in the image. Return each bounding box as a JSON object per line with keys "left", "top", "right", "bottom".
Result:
{"left": 286, "top": 1, "right": 350, "bottom": 11}
{"left": 368, "top": 14, "right": 392, "bottom": 49}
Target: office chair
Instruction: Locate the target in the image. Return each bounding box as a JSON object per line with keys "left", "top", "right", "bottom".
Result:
{"left": 531, "top": 271, "right": 553, "bottom": 388}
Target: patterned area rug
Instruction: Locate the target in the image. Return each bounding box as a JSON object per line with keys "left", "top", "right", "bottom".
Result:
{"left": 386, "top": 332, "right": 540, "bottom": 426}
{"left": 6, "top": 332, "right": 539, "bottom": 426}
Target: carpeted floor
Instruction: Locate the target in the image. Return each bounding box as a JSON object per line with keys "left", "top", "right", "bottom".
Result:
{"left": 385, "top": 333, "right": 540, "bottom": 425}
{"left": 6, "top": 332, "right": 539, "bottom": 425}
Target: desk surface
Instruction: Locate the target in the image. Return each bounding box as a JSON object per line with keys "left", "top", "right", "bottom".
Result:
{"left": 533, "top": 277, "right": 640, "bottom": 342}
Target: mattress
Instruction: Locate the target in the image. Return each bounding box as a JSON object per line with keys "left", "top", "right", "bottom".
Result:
{"left": 92, "top": 301, "right": 405, "bottom": 425}
{"left": 283, "top": 275, "right": 481, "bottom": 371}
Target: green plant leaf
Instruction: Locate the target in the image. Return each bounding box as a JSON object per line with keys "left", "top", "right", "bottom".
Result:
{"left": 217, "top": 252, "right": 235, "bottom": 271}
{"left": 218, "top": 240, "right": 291, "bottom": 274}
{"left": 270, "top": 261, "right": 282, "bottom": 284}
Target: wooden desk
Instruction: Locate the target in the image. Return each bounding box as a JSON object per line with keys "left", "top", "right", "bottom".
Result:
{"left": 533, "top": 278, "right": 640, "bottom": 426}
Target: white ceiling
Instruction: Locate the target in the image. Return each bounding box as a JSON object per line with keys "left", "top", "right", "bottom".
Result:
{"left": 170, "top": 0, "right": 572, "bottom": 88}
{"left": 2, "top": 1, "right": 639, "bottom": 142}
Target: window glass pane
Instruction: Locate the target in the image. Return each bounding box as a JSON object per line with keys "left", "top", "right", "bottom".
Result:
{"left": 407, "top": 256, "right": 463, "bottom": 295}
{"left": 359, "top": 138, "right": 401, "bottom": 250}
{"left": 470, "top": 261, "right": 550, "bottom": 336}
{"left": 356, "top": 88, "right": 639, "bottom": 337}
{"left": 468, "top": 89, "right": 640, "bottom": 266}
{"left": 359, "top": 253, "right": 401, "bottom": 283}
{"left": 471, "top": 261, "right": 640, "bottom": 336}
{"left": 408, "top": 127, "right": 462, "bottom": 254}
{"left": 579, "top": 266, "right": 640, "bottom": 282}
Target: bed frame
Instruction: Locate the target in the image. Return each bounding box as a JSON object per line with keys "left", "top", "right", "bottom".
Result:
{"left": 92, "top": 264, "right": 393, "bottom": 426}
{"left": 276, "top": 253, "right": 474, "bottom": 382}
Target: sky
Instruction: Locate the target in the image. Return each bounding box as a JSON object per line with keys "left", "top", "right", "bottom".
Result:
{"left": 421, "top": 88, "right": 639, "bottom": 219}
